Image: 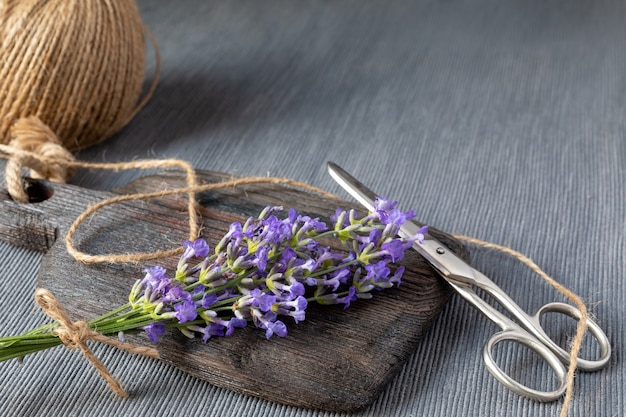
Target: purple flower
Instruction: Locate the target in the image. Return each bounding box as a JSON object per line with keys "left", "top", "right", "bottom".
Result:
{"left": 274, "top": 296, "right": 308, "bottom": 323}
{"left": 289, "top": 257, "right": 316, "bottom": 275}
{"left": 268, "top": 278, "right": 305, "bottom": 298}
{"left": 280, "top": 248, "right": 297, "bottom": 267}
{"left": 143, "top": 322, "right": 166, "bottom": 343}
{"left": 373, "top": 197, "right": 416, "bottom": 226}
{"left": 174, "top": 300, "right": 198, "bottom": 323}
{"left": 223, "top": 318, "right": 247, "bottom": 336}
{"left": 416, "top": 225, "right": 428, "bottom": 244}
{"left": 140, "top": 266, "right": 172, "bottom": 302}
{"left": 256, "top": 246, "right": 269, "bottom": 271}
{"left": 142, "top": 266, "right": 167, "bottom": 282}
{"left": 374, "top": 197, "right": 397, "bottom": 212}
{"left": 182, "top": 239, "right": 210, "bottom": 260}
{"left": 289, "top": 281, "right": 305, "bottom": 297}
{"left": 250, "top": 289, "right": 276, "bottom": 312}
{"left": 365, "top": 261, "right": 391, "bottom": 282}
{"left": 381, "top": 239, "right": 412, "bottom": 262}
{"left": 288, "top": 310, "right": 305, "bottom": 324}
{"left": 133, "top": 199, "right": 422, "bottom": 345}
{"left": 261, "top": 215, "right": 292, "bottom": 244}
{"left": 264, "top": 320, "right": 288, "bottom": 339}
{"left": 141, "top": 266, "right": 169, "bottom": 289}
{"left": 295, "top": 214, "right": 327, "bottom": 235}
{"left": 388, "top": 208, "right": 416, "bottom": 225}
{"left": 202, "top": 323, "right": 226, "bottom": 342}
{"left": 322, "top": 268, "right": 350, "bottom": 291}
{"left": 389, "top": 265, "right": 405, "bottom": 286}
{"left": 227, "top": 222, "right": 244, "bottom": 239}
{"left": 367, "top": 228, "right": 383, "bottom": 246}
{"left": 201, "top": 293, "right": 218, "bottom": 309}
{"left": 201, "top": 318, "right": 248, "bottom": 341}
{"left": 163, "top": 286, "right": 192, "bottom": 304}
{"left": 337, "top": 286, "right": 358, "bottom": 310}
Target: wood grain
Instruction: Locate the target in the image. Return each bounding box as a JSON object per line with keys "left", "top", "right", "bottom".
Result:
{"left": 0, "top": 171, "right": 469, "bottom": 411}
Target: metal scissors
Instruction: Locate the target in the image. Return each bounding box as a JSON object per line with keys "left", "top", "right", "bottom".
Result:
{"left": 327, "top": 162, "right": 611, "bottom": 402}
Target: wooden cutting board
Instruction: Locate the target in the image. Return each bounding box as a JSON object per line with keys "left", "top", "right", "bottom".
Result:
{"left": 0, "top": 170, "right": 469, "bottom": 411}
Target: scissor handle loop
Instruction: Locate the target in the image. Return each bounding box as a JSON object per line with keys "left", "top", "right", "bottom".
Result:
{"left": 533, "top": 302, "right": 611, "bottom": 371}
{"left": 483, "top": 329, "right": 568, "bottom": 402}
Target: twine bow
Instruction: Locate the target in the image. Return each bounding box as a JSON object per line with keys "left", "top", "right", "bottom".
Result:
{"left": 34, "top": 288, "right": 159, "bottom": 398}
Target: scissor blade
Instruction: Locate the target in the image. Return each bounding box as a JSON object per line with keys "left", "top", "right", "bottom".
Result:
{"left": 326, "top": 161, "right": 477, "bottom": 285}
{"left": 327, "top": 162, "right": 377, "bottom": 213}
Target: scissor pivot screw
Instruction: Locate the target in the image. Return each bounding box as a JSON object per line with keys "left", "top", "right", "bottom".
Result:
{"left": 436, "top": 247, "right": 446, "bottom": 254}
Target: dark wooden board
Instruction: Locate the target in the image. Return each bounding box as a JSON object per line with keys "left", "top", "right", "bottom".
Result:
{"left": 0, "top": 170, "right": 469, "bottom": 411}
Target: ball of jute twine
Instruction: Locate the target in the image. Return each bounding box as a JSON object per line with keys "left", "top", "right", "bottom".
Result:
{"left": 0, "top": 0, "right": 160, "bottom": 204}
{"left": 0, "top": 145, "right": 589, "bottom": 417}
{"left": 0, "top": 0, "right": 153, "bottom": 152}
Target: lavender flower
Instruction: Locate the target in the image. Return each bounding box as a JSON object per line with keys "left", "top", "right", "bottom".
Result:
{"left": 142, "top": 322, "right": 166, "bottom": 343}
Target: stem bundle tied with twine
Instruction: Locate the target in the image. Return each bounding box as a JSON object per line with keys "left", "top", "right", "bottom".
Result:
{"left": 0, "top": 141, "right": 591, "bottom": 417}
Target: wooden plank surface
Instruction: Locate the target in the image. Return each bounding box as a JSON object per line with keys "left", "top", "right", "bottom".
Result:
{"left": 0, "top": 170, "right": 469, "bottom": 411}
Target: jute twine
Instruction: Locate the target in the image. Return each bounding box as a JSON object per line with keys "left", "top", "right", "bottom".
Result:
{"left": 34, "top": 288, "right": 159, "bottom": 398}
{"left": 0, "top": 0, "right": 161, "bottom": 204}
{"left": 0, "top": 145, "right": 586, "bottom": 417}
{"left": 0, "top": 0, "right": 155, "bottom": 152}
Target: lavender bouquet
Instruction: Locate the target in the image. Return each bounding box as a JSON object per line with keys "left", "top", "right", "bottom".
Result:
{"left": 0, "top": 197, "right": 426, "bottom": 363}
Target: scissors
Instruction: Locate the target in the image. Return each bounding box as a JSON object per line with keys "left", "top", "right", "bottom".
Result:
{"left": 327, "top": 162, "right": 611, "bottom": 402}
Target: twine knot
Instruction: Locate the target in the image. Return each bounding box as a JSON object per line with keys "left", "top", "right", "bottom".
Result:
{"left": 54, "top": 320, "right": 93, "bottom": 351}
{"left": 34, "top": 288, "right": 129, "bottom": 398}
{"left": 5, "top": 116, "right": 76, "bottom": 203}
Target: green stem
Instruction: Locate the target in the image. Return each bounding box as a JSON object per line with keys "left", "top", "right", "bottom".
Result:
{"left": 90, "top": 303, "right": 133, "bottom": 325}
{"left": 308, "top": 258, "right": 360, "bottom": 278}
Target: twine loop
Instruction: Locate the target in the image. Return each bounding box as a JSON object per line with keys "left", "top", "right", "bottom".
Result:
{"left": 34, "top": 288, "right": 160, "bottom": 398}
{"left": 5, "top": 116, "right": 76, "bottom": 203}
{"left": 35, "top": 288, "right": 128, "bottom": 397}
